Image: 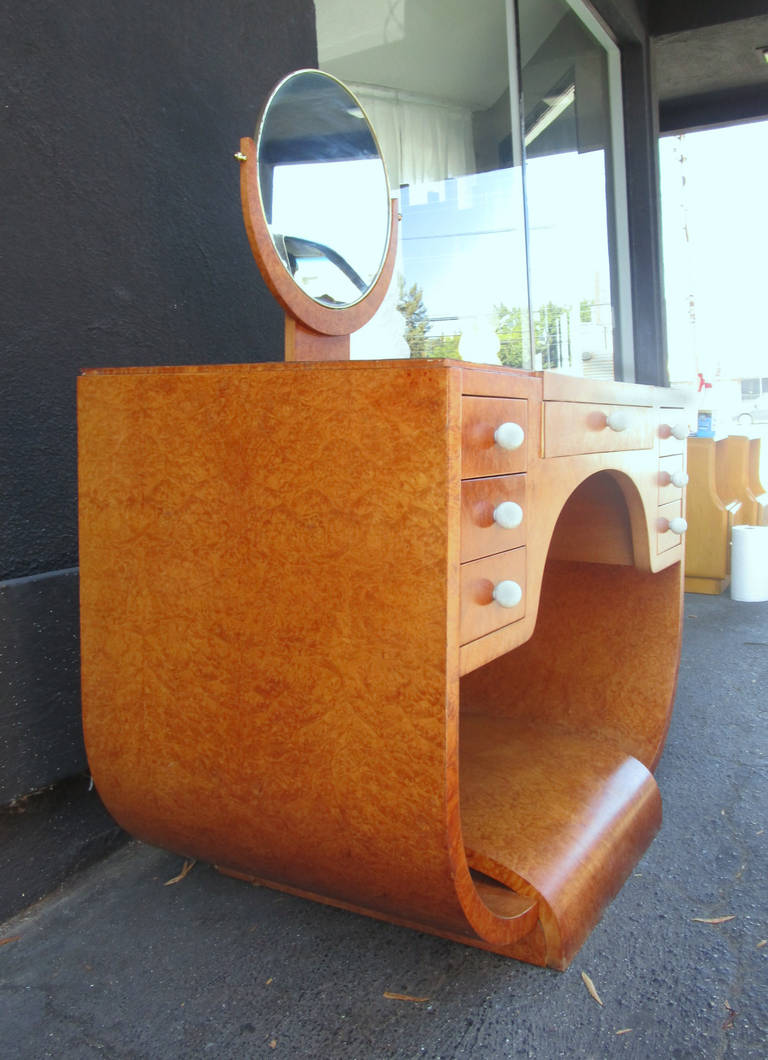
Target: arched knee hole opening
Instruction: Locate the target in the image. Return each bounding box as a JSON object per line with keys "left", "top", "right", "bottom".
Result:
{"left": 547, "top": 471, "right": 636, "bottom": 567}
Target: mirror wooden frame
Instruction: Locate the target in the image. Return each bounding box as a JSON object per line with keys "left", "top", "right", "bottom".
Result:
{"left": 238, "top": 134, "right": 399, "bottom": 362}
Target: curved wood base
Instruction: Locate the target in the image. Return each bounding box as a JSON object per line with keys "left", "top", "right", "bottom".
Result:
{"left": 461, "top": 720, "right": 660, "bottom": 970}
{"left": 459, "top": 558, "right": 682, "bottom": 966}
{"left": 78, "top": 361, "right": 689, "bottom": 968}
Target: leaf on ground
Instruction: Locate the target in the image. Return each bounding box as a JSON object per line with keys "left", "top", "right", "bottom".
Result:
{"left": 163, "top": 859, "right": 196, "bottom": 886}
{"left": 615, "top": 1029, "right": 632, "bottom": 1035}
{"left": 269, "top": 1039, "right": 277, "bottom": 1049}
{"left": 691, "top": 915, "right": 736, "bottom": 924}
{"left": 722, "top": 1002, "right": 737, "bottom": 1030}
{"left": 757, "top": 939, "right": 767, "bottom": 949}
{"left": 581, "top": 971, "right": 603, "bottom": 1006}
{"left": 383, "top": 992, "right": 430, "bottom": 1003}
{"left": 0, "top": 936, "right": 21, "bottom": 947}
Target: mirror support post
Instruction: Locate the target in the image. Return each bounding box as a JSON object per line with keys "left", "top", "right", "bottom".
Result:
{"left": 285, "top": 318, "right": 350, "bottom": 361}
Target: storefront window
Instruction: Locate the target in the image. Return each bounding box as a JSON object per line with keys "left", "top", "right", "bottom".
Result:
{"left": 518, "top": 0, "right": 632, "bottom": 378}
{"left": 315, "top": 0, "right": 631, "bottom": 378}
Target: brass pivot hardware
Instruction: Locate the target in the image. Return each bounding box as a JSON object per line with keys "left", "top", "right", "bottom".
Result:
{"left": 234, "top": 151, "right": 247, "bottom": 162}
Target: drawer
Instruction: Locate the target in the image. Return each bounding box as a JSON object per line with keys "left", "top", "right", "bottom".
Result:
{"left": 462, "top": 397, "right": 527, "bottom": 479}
{"left": 543, "top": 401, "right": 654, "bottom": 458}
{"left": 461, "top": 475, "right": 526, "bottom": 563}
{"left": 658, "top": 413, "right": 690, "bottom": 457}
{"left": 658, "top": 454, "right": 687, "bottom": 505}
{"left": 657, "top": 498, "right": 685, "bottom": 554}
{"left": 459, "top": 548, "right": 526, "bottom": 645}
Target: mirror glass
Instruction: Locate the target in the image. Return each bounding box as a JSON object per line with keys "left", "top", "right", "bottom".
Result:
{"left": 256, "top": 70, "right": 391, "bottom": 308}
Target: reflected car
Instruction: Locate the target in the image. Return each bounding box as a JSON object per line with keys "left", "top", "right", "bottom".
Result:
{"left": 735, "top": 403, "right": 768, "bottom": 425}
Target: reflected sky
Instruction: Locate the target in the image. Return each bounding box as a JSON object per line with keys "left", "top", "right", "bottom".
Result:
{"left": 660, "top": 119, "right": 768, "bottom": 385}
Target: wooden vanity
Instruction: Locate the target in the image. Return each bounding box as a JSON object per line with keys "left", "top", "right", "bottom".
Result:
{"left": 78, "top": 359, "right": 692, "bottom": 968}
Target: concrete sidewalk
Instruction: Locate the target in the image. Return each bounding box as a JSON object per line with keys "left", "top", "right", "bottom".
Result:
{"left": 1, "top": 592, "right": 766, "bottom": 1058}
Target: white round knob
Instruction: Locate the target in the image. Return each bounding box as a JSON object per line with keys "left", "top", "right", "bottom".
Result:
{"left": 670, "top": 422, "right": 688, "bottom": 440}
{"left": 668, "top": 517, "right": 687, "bottom": 535}
{"left": 492, "top": 580, "right": 523, "bottom": 608}
{"left": 606, "top": 410, "right": 629, "bottom": 432}
{"left": 670, "top": 470, "right": 689, "bottom": 488}
{"left": 494, "top": 422, "right": 525, "bottom": 451}
{"left": 493, "top": 501, "right": 524, "bottom": 530}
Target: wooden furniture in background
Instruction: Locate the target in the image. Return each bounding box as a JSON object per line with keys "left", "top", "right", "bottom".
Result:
{"left": 684, "top": 437, "right": 741, "bottom": 594}
{"left": 748, "top": 438, "right": 768, "bottom": 526}
{"left": 78, "top": 361, "right": 692, "bottom": 969}
{"left": 686, "top": 434, "right": 768, "bottom": 594}
{"left": 715, "top": 435, "right": 763, "bottom": 526}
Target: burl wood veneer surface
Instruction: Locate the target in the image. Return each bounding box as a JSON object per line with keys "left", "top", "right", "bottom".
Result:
{"left": 460, "top": 716, "right": 660, "bottom": 969}
{"left": 79, "top": 362, "right": 476, "bottom": 936}
{"left": 79, "top": 361, "right": 687, "bottom": 966}
{"left": 461, "top": 559, "right": 683, "bottom": 772}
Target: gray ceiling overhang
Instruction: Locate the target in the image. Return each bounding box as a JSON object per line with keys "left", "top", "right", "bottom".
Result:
{"left": 651, "top": 6, "right": 768, "bottom": 132}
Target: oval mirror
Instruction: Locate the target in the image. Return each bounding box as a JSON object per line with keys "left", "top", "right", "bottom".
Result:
{"left": 255, "top": 70, "right": 391, "bottom": 309}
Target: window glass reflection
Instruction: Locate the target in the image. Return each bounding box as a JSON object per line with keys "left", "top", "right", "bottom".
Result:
{"left": 519, "top": 0, "right": 618, "bottom": 377}
{"left": 315, "top": 0, "right": 626, "bottom": 376}
{"left": 318, "top": 0, "right": 530, "bottom": 364}
{"left": 256, "top": 71, "right": 391, "bottom": 308}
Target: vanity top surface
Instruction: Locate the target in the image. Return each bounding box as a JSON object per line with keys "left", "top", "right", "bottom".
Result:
{"left": 80, "top": 358, "right": 691, "bottom": 404}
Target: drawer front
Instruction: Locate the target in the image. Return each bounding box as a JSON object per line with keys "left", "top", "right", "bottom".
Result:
{"left": 459, "top": 548, "right": 526, "bottom": 645}
{"left": 657, "top": 498, "right": 684, "bottom": 554}
{"left": 460, "top": 475, "right": 526, "bottom": 563}
{"left": 658, "top": 454, "right": 686, "bottom": 505}
{"left": 543, "top": 401, "right": 654, "bottom": 458}
{"left": 658, "top": 413, "right": 690, "bottom": 457}
{"left": 462, "top": 397, "right": 527, "bottom": 479}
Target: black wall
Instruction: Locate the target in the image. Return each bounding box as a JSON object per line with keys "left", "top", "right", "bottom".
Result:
{"left": 1, "top": 0, "right": 317, "bottom": 801}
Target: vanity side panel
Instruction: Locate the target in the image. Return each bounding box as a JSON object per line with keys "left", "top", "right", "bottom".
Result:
{"left": 78, "top": 362, "right": 469, "bottom": 932}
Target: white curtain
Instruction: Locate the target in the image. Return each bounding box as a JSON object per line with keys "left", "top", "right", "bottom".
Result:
{"left": 346, "top": 82, "right": 475, "bottom": 359}
{"left": 349, "top": 82, "right": 474, "bottom": 190}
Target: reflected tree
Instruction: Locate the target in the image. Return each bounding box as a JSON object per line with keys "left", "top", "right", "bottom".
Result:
{"left": 494, "top": 303, "right": 525, "bottom": 368}
{"left": 396, "top": 277, "right": 431, "bottom": 358}
{"left": 536, "top": 301, "right": 568, "bottom": 369}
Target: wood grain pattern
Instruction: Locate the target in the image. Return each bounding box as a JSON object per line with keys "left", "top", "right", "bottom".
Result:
{"left": 546, "top": 473, "right": 634, "bottom": 567}
{"left": 460, "top": 475, "right": 526, "bottom": 562}
{"left": 80, "top": 362, "right": 472, "bottom": 936}
{"left": 458, "top": 383, "right": 692, "bottom": 674}
{"left": 459, "top": 548, "right": 526, "bottom": 644}
{"left": 79, "top": 360, "right": 690, "bottom": 968}
{"left": 715, "top": 435, "right": 761, "bottom": 525}
{"left": 748, "top": 439, "right": 768, "bottom": 526}
{"left": 684, "top": 437, "right": 734, "bottom": 593}
{"left": 543, "top": 401, "right": 654, "bottom": 458}
{"left": 540, "top": 372, "right": 653, "bottom": 406}
{"left": 284, "top": 318, "right": 350, "bottom": 361}
{"left": 461, "top": 716, "right": 661, "bottom": 969}
{"left": 461, "top": 397, "right": 527, "bottom": 478}
{"left": 460, "top": 559, "right": 683, "bottom": 772}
